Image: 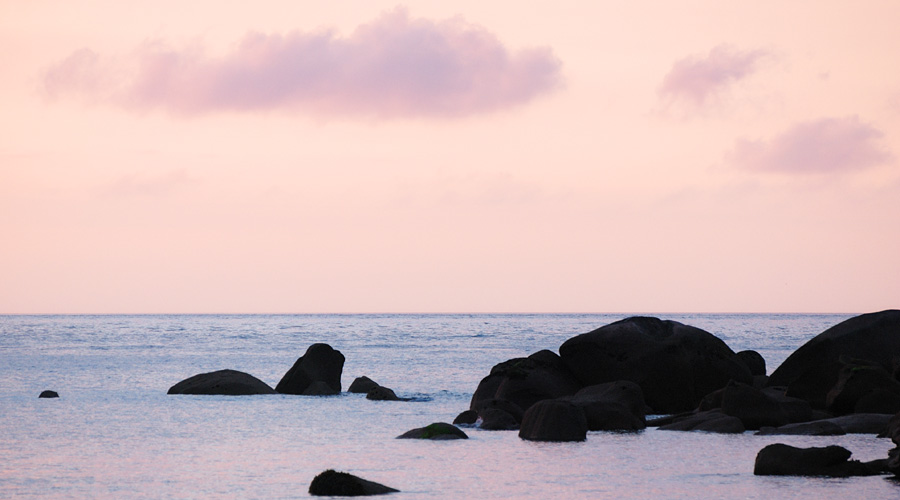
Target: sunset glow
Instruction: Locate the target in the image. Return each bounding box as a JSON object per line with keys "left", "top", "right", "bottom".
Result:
{"left": 2, "top": 1, "right": 898, "bottom": 313}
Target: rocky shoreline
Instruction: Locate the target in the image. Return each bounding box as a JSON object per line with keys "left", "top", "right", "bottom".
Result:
{"left": 158, "top": 309, "right": 900, "bottom": 493}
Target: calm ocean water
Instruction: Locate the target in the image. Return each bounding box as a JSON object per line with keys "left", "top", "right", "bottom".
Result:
{"left": 1, "top": 314, "right": 897, "bottom": 499}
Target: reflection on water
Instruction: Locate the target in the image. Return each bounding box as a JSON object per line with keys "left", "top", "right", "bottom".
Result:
{"left": 1, "top": 314, "right": 897, "bottom": 499}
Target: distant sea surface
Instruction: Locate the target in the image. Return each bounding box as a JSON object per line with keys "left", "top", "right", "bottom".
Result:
{"left": 1, "top": 313, "right": 896, "bottom": 499}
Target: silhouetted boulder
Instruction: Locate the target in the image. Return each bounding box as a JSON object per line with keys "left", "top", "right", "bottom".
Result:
{"left": 754, "top": 444, "right": 885, "bottom": 477}
{"left": 472, "top": 398, "right": 525, "bottom": 424}
{"left": 479, "top": 408, "right": 519, "bottom": 430}
{"left": 719, "top": 381, "right": 812, "bottom": 429}
{"left": 470, "top": 350, "right": 581, "bottom": 415}
{"left": 167, "top": 369, "right": 276, "bottom": 395}
{"left": 309, "top": 469, "right": 398, "bottom": 496}
{"left": 755, "top": 413, "right": 891, "bottom": 435}
{"left": 767, "top": 310, "right": 900, "bottom": 409}
{"left": 519, "top": 399, "right": 587, "bottom": 442}
{"left": 38, "top": 390, "right": 59, "bottom": 398}
{"left": 304, "top": 380, "right": 339, "bottom": 396}
{"left": 453, "top": 410, "right": 478, "bottom": 425}
{"left": 825, "top": 359, "right": 900, "bottom": 415}
{"left": 276, "top": 343, "right": 345, "bottom": 395}
{"left": 658, "top": 410, "right": 745, "bottom": 433}
{"left": 397, "top": 422, "right": 468, "bottom": 440}
{"left": 735, "top": 350, "right": 767, "bottom": 376}
{"left": 567, "top": 381, "right": 646, "bottom": 431}
{"left": 348, "top": 376, "right": 379, "bottom": 394}
{"left": 756, "top": 421, "right": 846, "bottom": 436}
{"left": 559, "top": 317, "right": 752, "bottom": 413}
{"left": 366, "top": 386, "right": 400, "bottom": 401}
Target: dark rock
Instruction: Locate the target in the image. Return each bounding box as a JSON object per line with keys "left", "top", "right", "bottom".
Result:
{"left": 754, "top": 444, "right": 885, "bottom": 477}
{"left": 472, "top": 398, "right": 525, "bottom": 424}
{"left": 276, "top": 343, "right": 345, "bottom": 395}
{"left": 519, "top": 399, "right": 587, "bottom": 442}
{"left": 167, "top": 369, "right": 276, "bottom": 395}
{"left": 735, "top": 350, "right": 767, "bottom": 376}
{"left": 479, "top": 408, "right": 519, "bottom": 430}
{"left": 823, "top": 413, "right": 892, "bottom": 434}
{"left": 888, "top": 446, "right": 900, "bottom": 477}
{"left": 304, "top": 380, "right": 339, "bottom": 396}
{"left": 767, "top": 310, "right": 900, "bottom": 409}
{"left": 880, "top": 411, "right": 900, "bottom": 441}
{"left": 453, "top": 410, "right": 478, "bottom": 425}
{"left": 308, "top": 469, "right": 398, "bottom": 496}
{"left": 38, "top": 390, "right": 59, "bottom": 398}
{"left": 658, "top": 410, "right": 745, "bottom": 433}
{"left": 348, "top": 376, "right": 380, "bottom": 394}
{"left": 759, "top": 414, "right": 891, "bottom": 436}
{"left": 854, "top": 389, "right": 900, "bottom": 414}
{"left": 366, "top": 386, "right": 400, "bottom": 401}
{"left": 559, "top": 317, "right": 752, "bottom": 413}
{"left": 470, "top": 350, "right": 581, "bottom": 415}
{"left": 719, "top": 380, "right": 812, "bottom": 429}
{"left": 756, "top": 421, "right": 846, "bottom": 436}
{"left": 567, "top": 381, "right": 646, "bottom": 431}
{"left": 825, "top": 359, "right": 900, "bottom": 415}
{"left": 397, "top": 422, "right": 468, "bottom": 440}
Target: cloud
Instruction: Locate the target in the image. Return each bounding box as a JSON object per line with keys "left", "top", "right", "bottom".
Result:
{"left": 659, "top": 45, "right": 769, "bottom": 107}
{"left": 730, "top": 116, "right": 892, "bottom": 174}
{"left": 41, "top": 8, "right": 562, "bottom": 119}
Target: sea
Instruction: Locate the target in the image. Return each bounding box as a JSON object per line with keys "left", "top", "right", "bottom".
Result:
{"left": 1, "top": 313, "right": 897, "bottom": 499}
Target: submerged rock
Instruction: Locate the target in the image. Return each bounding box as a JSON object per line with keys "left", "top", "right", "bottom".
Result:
{"left": 167, "top": 369, "right": 276, "bottom": 395}
{"left": 276, "top": 343, "right": 345, "bottom": 395}
{"left": 38, "top": 390, "right": 59, "bottom": 399}
{"left": 308, "top": 469, "right": 398, "bottom": 496}
{"left": 397, "top": 422, "right": 468, "bottom": 440}
{"left": 754, "top": 443, "right": 886, "bottom": 477}
{"left": 559, "top": 317, "right": 752, "bottom": 413}
{"left": 657, "top": 410, "right": 745, "bottom": 434}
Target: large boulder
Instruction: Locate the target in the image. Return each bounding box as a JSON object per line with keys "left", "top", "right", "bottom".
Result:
{"left": 470, "top": 350, "right": 581, "bottom": 414}
{"left": 275, "top": 343, "right": 345, "bottom": 395}
{"left": 309, "top": 469, "right": 398, "bottom": 496}
{"left": 754, "top": 444, "right": 885, "bottom": 477}
{"left": 767, "top": 310, "right": 900, "bottom": 410}
{"left": 167, "top": 369, "right": 276, "bottom": 395}
{"left": 518, "top": 399, "right": 588, "bottom": 442}
{"left": 559, "top": 317, "right": 753, "bottom": 413}
{"left": 566, "top": 381, "right": 646, "bottom": 431}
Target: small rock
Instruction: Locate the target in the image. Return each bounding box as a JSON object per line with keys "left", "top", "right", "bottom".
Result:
{"left": 167, "top": 369, "right": 276, "bottom": 395}
{"left": 754, "top": 443, "right": 885, "bottom": 477}
{"left": 349, "top": 376, "right": 380, "bottom": 394}
{"left": 39, "top": 390, "right": 59, "bottom": 399}
{"left": 309, "top": 469, "right": 398, "bottom": 496}
{"left": 397, "top": 422, "right": 468, "bottom": 440}
{"left": 366, "top": 386, "right": 400, "bottom": 401}
{"left": 453, "top": 410, "right": 478, "bottom": 425}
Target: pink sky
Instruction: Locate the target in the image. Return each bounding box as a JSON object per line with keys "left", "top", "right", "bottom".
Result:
{"left": 2, "top": 1, "right": 898, "bottom": 314}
